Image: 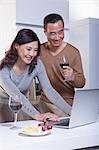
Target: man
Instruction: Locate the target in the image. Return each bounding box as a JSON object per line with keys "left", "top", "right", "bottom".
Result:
{"left": 35, "top": 13, "right": 86, "bottom": 117}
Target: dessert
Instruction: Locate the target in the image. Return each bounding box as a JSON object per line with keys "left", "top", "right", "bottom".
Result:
{"left": 23, "top": 125, "right": 42, "bottom": 134}
{"left": 22, "top": 119, "right": 53, "bottom": 135}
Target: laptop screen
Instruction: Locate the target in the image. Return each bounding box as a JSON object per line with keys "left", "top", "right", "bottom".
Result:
{"left": 49, "top": 89, "right": 99, "bottom": 129}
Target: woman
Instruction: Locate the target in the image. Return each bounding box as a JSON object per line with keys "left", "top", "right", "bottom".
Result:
{"left": 0, "top": 29, "right": 71, "bottom": 122}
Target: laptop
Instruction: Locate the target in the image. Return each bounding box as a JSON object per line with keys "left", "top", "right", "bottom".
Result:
{"left": 49, "top": 89, "right": 99, "bottom": 129}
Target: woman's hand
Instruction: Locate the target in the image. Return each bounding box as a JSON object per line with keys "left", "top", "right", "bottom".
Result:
{"left": 34, "top": 112, "right": 59, "bottom": 121}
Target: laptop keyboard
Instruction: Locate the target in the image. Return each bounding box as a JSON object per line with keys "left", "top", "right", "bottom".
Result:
{"left": 48, "top": 118, "right": 70, "bottom": 127}
{"left": 54, "top": 118, "right": 70, "bottom": 126}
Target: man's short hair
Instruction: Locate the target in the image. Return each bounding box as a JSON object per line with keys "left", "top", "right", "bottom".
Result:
{"left": 43, "top": 13, "right": 64, "bottom": 29}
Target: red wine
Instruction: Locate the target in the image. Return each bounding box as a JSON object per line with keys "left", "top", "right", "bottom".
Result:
{"left": 10, "top": 103, "right": 22, "bottom": 113}
{"left": 60, "top": 63, "right": 69, "bottom": 69}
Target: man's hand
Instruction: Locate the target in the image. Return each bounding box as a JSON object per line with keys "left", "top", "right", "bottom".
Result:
{"left": 62, "top": 66, "right": 74, "bottom": 81}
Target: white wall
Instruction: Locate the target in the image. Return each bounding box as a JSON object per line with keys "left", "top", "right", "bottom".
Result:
{"left": 69, "top": 0, "right": 99, "bottom": 89}
{"left": 89, "top": 18, "right": 99, "bottom": 88}
{"left": 16, "top": 0, "right": 69, "bottom": 42}
{"left": 0, "top": 0, "right": 16, "bottom": 60}
{"left": 69, "top": 0, "right": 99, "bottom": 24}
{"left": 69, "top": 18, "right": 99, "bottom": 89}
{"left": 16, "top": 0, "right": 69, "bottom": 28}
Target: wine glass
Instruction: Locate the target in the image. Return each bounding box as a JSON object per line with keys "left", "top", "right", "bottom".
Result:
{"left": 60, "top": 56, "right": 69, "bottom": 68}
{"left": 9, "top": 95, "right": 22, "bottom": 129}
{"left": 60, "top": 56, "right": 69, "bottom": 81}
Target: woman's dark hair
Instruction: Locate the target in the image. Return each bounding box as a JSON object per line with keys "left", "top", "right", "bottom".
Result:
{"left": 43, "top": 13, "right": 64, "bottom": 30}
{"left": 0, "top": 29, "right": 40, "bottom": 74}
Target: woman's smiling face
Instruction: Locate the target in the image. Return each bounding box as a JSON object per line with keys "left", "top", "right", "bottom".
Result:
{"left": 15, "top": 41, "right": 38, "bottom": 65}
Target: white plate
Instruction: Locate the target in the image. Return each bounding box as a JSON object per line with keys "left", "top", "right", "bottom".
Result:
{"left": 20, "top": 129, "right": 52, "bottom": 137}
